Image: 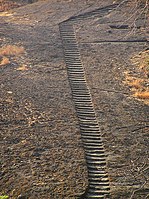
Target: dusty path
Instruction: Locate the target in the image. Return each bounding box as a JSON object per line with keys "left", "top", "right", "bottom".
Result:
{"left": 0, "top": 0, "right": 149, "bottom": 198}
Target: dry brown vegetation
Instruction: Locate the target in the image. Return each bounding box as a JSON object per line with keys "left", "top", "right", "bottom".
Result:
{"left": 0, "top": 56, "right": 10, "bottom": 66}
{"left": 0, "top": 45, "right": 25, "bottom": 67}
{"left": 0, "top": 0, "right": 21, "bottom": 12}
{"left": 134, "top": 91, "right": 149, "bottom": 98}
{"left": 0, "top": 0, "right": 42, "bottom": 12}
{"left": 124, "top": 50, "right": 149, "bottom": 104}
{"left": 114, "top": 0, "right": 149, "bottom": 18}
{"left": 0, "top": 45, "right": 25, "bottom": 56}
{"left": 139, "top": 50, "right": 149, "bottom": 77}
{"left": 16, "top": 64, "right": 28, "bottom": 71}
{"left": 114, "top": 0, "right": 149, "bottom": 4}
{"left": 117, "top": 0, "right": 149, "bottom": 105}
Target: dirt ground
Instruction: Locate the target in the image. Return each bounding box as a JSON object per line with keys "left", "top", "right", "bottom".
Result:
{"left": 0, "top": 0, "right": 149, "bottom": 198}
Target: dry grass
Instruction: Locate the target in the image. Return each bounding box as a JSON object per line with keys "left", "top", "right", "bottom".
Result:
{"left": 0, "top": 56, "right": 10, "bottom": 66}
{"left": 114, "top": 0, "right": 149, "bottom": 23}
{"left": 0, "top": 44, "right": 25, "bottom": 69}
{"left": 125, "top": 76, "right": 144, "bottom": 89}
{"left": 0, "top": 45, "right": 25, "bottom": 56}
{"left": 134, "top": 91, "right": 149, "bottom": 99}
{"left": 0, "top": 0, "right": 42, "bottom": 12}
{"left": 138, "top": 0, "right": 149, "bottom": 5}
{"left": 0, "top": 0, "right": 21, "bottom": 12}
{"left": 124, "top": 50, "right": 149, "bottom": 104}
{"left": 114, "top": 0, "right": 149, "bottom": 4}
{"left": 139, "top": 50, "right": 149, "bottom": 77}
{"left": 16, "top": 65, "right": 28, "bottom": 71}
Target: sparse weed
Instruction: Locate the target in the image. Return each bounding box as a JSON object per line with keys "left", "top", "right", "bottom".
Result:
{"left": 16, "top": 65, "right": 28, "bottom": 71}
{"left": 134, "top": 91, "right": 149, "bottom": 99}
{"left": 0, "top": 56, "right": 10, "bottom": 66}
{"left": 140, "top": 50, "right": 149, "bottom": 77}
{"left": 0, "top": 196, "right": 9, "bottom": 199}
{"left": 124, "top": 50, "right": 149, "bottom": 104}
{"left": 0, "top": 0, "right": 20, "bottom": 12}
{"left": 0, "top": 45, "right": 25, "bottom": 68}
{"left": 0, "top": 45, "right": 25, "bottom": 56}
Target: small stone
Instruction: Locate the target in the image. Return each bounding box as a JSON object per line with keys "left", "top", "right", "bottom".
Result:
{"left": 7, "top": 91, "right": 13, "bottom": 94}
{"left": 32, "top": 171, "right": 37, "bottom": 175}
{"left": 107, "top": 30, "right": 112, "bottom": 33}
{"left": 17, "top": 194, "right": 28, "bottom": 199}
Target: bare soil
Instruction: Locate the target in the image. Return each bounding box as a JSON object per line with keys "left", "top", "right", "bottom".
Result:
{"left": 0, "top": 0, "right": 149, "bottom": 198}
